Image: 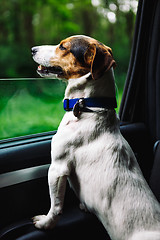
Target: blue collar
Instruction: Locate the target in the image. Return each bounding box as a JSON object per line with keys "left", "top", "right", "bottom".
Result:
{"left": 63, "top": 97, "right": 117, "bottom": 116}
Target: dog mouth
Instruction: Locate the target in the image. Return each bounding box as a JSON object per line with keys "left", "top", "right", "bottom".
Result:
{"left": 37, "top": 65, "right": 64, "bottom": 76}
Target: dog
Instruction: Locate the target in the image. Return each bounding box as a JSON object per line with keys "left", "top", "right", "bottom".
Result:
{"left": 31, "top": 35, "right": 160, "bottom": 240}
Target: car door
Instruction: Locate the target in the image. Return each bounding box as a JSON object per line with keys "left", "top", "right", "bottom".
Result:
{"left": 0, "top": 132, "right": 108, "bottom": 240}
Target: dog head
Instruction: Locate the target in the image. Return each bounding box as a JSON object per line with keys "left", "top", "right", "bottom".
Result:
{"left": 31, "top": 35, "right": 116, "bottom": 80}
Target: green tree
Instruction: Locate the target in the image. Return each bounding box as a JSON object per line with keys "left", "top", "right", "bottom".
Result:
{"left": 0, "top": 0, "right": 137, "bottom": 83}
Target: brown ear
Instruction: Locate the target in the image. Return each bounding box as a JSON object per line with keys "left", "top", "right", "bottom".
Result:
{"left": 84, "top": 43, "right": 97, "bottom": 66}
{"left": 85, "top": 44, "right": 116, "bottom": 80}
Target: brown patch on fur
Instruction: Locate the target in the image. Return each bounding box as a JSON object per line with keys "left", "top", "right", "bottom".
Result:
{"left": 50, "top": 36, "right": 116, "bottom": 80}
{"left": 50, "top": 38, "right": 90, "bottom": 79}
{"left": 91, "top": 45, "right": 116, "bottom": 79}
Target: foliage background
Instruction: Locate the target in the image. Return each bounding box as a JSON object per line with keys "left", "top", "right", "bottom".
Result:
{"left": 0, "top": 0, "right": 138, "bottom": 140}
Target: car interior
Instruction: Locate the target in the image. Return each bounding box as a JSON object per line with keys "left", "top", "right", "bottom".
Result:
{"left": 0, "top": 0, "right": 160, "bottom": 239}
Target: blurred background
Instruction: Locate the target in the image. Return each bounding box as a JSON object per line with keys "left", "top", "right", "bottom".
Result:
{"left": 0, "top": 0, "right": 138, "bottom": 140}
{"left": 0, "top": 0, "right": 138, "bottom": 82}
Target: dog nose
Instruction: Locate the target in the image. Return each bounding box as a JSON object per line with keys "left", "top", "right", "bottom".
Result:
{"left": 31, "top": 47, "right": 38, "bottom": 56}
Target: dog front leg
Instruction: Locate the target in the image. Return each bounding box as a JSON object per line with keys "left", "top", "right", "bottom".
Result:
{"left": 33, "top": 167, "right": 67, "bottom": 230}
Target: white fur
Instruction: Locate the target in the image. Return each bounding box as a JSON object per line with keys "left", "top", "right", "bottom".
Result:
{"left": 32, "top": 45, "right": 58, "bottom": 67}
{"left": 129, "top": 231, "right": 160, "bottom": 240}
{"left": 32, "top": 38, "right": 160, "bottom": 240}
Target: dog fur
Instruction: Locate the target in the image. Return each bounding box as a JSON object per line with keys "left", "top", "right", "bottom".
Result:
{"left": 32, "top": 35, "right": 160, "bottom": 240}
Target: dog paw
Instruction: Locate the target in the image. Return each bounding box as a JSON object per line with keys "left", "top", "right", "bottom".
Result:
{"left": 32, "top": 214, "right": 59, "bottom": 230}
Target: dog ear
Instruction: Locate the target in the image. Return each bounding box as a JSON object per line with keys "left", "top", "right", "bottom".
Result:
{"left": 84, "top": 43, "right": 116, "bottom": 80}
{"left": 84, "top": 43, "right": 97, "bottom": 66}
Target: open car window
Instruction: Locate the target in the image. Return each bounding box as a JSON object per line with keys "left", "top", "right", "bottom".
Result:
{"left": 0, "top": 79, "right": 65, "bottom": 140}
{"left": 0, "top": 0, "right": 138, "bottom": 141}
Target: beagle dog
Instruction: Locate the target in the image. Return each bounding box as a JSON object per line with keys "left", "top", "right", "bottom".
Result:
{"left": 32, "top": 35, "right": 160, "bottom": 240}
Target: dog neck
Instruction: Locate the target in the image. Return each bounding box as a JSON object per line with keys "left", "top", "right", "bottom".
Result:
{"left": 64, "top": 68, "right": 116, "bottom": 99}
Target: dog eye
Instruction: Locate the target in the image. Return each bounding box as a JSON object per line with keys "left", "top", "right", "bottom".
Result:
{"left": 59, "top": 44, "right": 66, "bottom": 50}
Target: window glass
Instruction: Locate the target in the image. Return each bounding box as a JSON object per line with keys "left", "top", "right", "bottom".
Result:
{"left": 0, "top": 0, "right": 138, "bottom": 140}
{"left": 0, "top": 79, "right": 65, "bottom": 140}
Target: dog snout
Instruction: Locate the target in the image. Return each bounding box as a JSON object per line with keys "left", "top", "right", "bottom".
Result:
{"left": 31, "top": 47, "right": 38, "bottom": 56}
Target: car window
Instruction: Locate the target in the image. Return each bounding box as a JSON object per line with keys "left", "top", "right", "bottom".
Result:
{"left": 0, "top": 79, "right": 65, "bottom": 140}
{"left": 0, "top": 0, "right": 138, "bottom": 141}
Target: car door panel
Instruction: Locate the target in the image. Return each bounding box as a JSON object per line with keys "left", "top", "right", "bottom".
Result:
{"left": 0, "top": 132, "right": 109, "bottom": 239}
{"left": 0, "top": 122, "right": 153, "bottom": 239}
